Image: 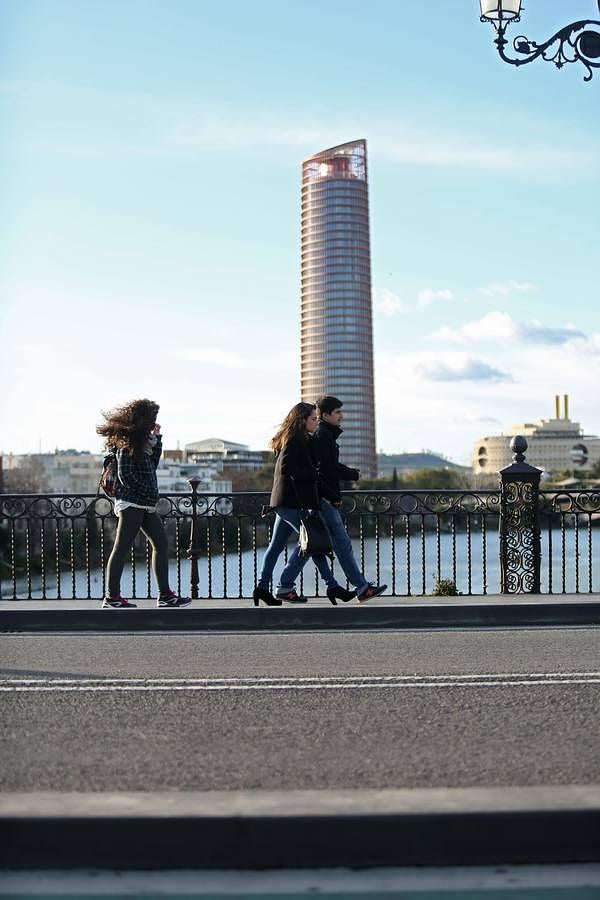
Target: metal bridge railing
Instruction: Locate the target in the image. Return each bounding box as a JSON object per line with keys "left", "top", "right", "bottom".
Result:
{"left": 2, "top": 438, "right": 599, "bottom": 600}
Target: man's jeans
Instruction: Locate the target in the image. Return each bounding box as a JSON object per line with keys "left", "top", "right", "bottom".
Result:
{"left": 319, "top": 499, "right": 368, "bottom": 593}
{"left": 257, "top": 506, "right": 336, "bottom": 594}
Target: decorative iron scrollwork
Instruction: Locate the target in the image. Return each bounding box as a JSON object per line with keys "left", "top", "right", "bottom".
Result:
{"left": 340, "top": 490, "right": 500, "bottom": 518}
{"left": 539, "top": 490, "right": 600, "bottom": 515}
{"left": 500, "top": 480, "right": 541, "bottom": 593}
{"left": 484, "top": 16, "right": 600, "bottom": 81}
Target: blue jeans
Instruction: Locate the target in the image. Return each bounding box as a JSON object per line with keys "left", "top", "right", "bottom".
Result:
{"left": 257, "top": 506, "right": 336, "bottom": 594}
{"left": 319, "top": 500, "right": 368, "bottom": 593}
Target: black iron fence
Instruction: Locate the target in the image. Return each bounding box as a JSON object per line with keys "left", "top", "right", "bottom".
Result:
{"left": 1, "top": 439, "right": 599, "bottom": 601}
{"left": 0, "top": 488, "right": 501, "bottom": 601}
{"left": 539, "top": 489, "right": 600, "bottom": 595}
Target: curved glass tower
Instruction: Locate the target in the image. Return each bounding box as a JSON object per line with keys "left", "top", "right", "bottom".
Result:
{"left": 300, "top": 139, "right": 377, "bottom": 477}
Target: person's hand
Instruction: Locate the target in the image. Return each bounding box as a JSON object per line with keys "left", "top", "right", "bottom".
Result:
{"left": 153, "top": 423, "right": 161, "bottom": 435}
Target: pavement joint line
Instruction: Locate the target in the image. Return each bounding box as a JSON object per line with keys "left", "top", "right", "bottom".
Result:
{"left": 3, "top": 785, "right": 600, "bottom": 815}
{"left": 3, "top": 625, "right": 599, "bottom": 638}
{"left": 3, "top": 863, "right": 600, "bottom": 893}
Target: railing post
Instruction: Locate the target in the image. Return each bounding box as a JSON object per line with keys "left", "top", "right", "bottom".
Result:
{"left": 499, "top": 435, "right": 541, "bottom": 594}
{"left": 187, "top": 476, "right": 201, "bottom": 600}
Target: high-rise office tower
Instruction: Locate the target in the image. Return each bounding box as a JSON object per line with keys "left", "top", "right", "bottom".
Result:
{"left": 300, "top": 139, "right": 377, "bottom": 477}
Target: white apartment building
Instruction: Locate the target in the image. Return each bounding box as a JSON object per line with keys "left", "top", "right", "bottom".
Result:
{"left": 156, "top": 460, "right": 232, "bottom": 494}
{"left": 2, "top": 451, "right": 104, "bottom": 494}
{"left": 473, "top": 396, "right": 600, "bottom": 475}
{"left": 184, "top": 438, "right": 267, "bottom": 472}
{"left": 2, "top": 452, "right": 232, "bottom": 495}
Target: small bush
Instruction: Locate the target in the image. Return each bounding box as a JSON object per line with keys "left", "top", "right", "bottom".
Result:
{"left": 431, "top": 577, "right": 461, "bottom": 596}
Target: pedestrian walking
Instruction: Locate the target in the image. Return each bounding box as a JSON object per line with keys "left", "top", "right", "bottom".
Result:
{"left": 314, "top": 395, "right": 387, "bottom": 602}
{"left": 253, "top": 402, "right": 354, "bottom": 606}
{"left": 96, "top": 398, "right": 190, "bottom": 608}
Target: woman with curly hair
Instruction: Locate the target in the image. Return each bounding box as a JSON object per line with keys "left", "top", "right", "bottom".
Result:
{"left": 253, "top": 402, "right": 354, "bottom": 607}
{"left": 96, "top": 398, "right": 189, "bottom": 609}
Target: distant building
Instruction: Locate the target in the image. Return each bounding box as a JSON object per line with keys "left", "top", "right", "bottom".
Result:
{"left": 162, "top": 449, "right": 184, "bottom": 463}
{"left": 156, "top": 460, "right": 231, "bottom": 494}
{"left": 300, "top": 139, "right": 378, "bottom": 478}
{"left": 2, "top": 449, "right": 233, "bottom": 496}
{"left": 184, "top": 438, "right": 267, "bottom": 473}
{"left": 2, "top": 450, "right": 103, "bottom": 494}
{"left": 473, "top": 395, "right": 600, "bottom": 474}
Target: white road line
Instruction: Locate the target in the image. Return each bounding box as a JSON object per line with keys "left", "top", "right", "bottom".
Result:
{"left": 3, "top": 671, "right": 600, "bottom": 685}
{"left": 1, "top": 673, "right": 600, "bottom": 692}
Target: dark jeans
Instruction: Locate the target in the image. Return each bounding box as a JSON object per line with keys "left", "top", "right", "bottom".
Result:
{"left": 257, "top": 506, "right": 336, "bottom": 592}
{"left": 319, "top": 500, "right": 368, "bottom": 593}
{"left": 106, "top": 507, "right": 170, "bottom": 598}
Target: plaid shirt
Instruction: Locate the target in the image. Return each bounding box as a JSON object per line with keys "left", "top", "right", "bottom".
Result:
{"left": 114, "top": 437, "right": 162, "bottom": 507}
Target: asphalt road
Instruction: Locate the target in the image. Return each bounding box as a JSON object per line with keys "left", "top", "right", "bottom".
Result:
{"left": 2, "top": 627, "right": 600, "bottom": 792}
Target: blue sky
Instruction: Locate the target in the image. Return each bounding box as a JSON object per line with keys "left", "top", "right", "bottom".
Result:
{"left": 1, "top": 0, "right": 599, "bottom": 464}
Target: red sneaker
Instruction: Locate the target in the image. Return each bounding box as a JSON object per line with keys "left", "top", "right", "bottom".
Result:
{"left": 357, "top": 584, "right": 387, "bottom": 603}
{"left": 276, "top": 590, "right": 308, "bottom": 604}
{"left": 102, "top": 596, "right": 137, "bottom": 608}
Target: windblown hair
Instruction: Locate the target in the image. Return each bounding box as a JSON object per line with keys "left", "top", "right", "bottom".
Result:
{"left": 270, "top": 402, "right": 316, "bottom": 455}
{"left": 96, "top": 399, "right": 159, "bottom": 461}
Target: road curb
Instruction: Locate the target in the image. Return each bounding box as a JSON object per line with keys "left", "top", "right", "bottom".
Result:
{"left": 1, "top": 787, "right": 599, "bottom": 869}
{"left": 2, "top": 602, "right": 600, "bottom": 631}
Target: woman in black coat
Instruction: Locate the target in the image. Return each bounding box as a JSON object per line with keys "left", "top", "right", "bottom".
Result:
{"left": 253, "top": 402, "right": 350, "bottom": 606}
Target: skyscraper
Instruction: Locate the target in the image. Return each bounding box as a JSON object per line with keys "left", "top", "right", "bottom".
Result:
{"left": 300, "top": 139, "right": 377, "bottom": 477}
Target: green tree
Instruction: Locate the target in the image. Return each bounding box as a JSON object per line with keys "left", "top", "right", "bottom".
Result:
{"left": 228, "top": 459, "right": 275, "bottom": 492}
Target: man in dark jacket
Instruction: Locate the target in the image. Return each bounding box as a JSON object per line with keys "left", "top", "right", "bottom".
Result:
{"left": 314, "top": 396, "right": 387, "bottom": 602}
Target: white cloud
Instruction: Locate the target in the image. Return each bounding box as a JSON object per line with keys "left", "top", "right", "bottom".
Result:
{"left": 417, "top": 288, "right": 454, "bottom": 308}
{"left": 521, "top": 323, "right": 586, "bottom": 345}
{"left": 431, "top": 312, "right": 585, "bottom": 346}
{"left": 377, "top": 137, "right": 597, "bottom": 173}
{"left": 375, "top": 289, "right": 408, "bottom": 316}
{"left": 413, "top": 352, "right": 510, "bottom": 383}
{"left": 431, "top": 311, "right": 517, "bottom": 342}
{"left": 479, "top": 281, "right": 539, "bottom": 298}
{"left": 375, "top": 287, "right": 453, "bottom": 316}
{"left": 456, "top": 415, "right": 501, "bottom": 425}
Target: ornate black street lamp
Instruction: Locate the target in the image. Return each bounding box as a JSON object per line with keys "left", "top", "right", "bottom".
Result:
{"left": 480, "top": 1, "right": 600, "bottom": 81}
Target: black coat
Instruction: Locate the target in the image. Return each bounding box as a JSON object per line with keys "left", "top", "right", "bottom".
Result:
{"left": 313, "top": 420, "right": 359, "bottom": 504}
{"left": 269, "top": 433, "right": 320, "bottom": 509}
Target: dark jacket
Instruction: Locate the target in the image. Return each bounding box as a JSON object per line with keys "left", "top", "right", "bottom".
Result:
{"left": 269, "top": 433, "right": 320, "bottom": 509}
{"left": 313, "top": 420, "right": 359, "bottom": 504}
{"left": 114, "top": 436, "right": 162, "bottom": 507}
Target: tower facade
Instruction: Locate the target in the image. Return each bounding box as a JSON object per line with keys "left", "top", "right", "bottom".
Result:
{"left": 300, "top": 139, "right": 377, "bottom": 477}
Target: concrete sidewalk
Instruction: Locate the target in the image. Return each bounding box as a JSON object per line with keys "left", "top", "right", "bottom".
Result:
{"left": 3, "top": 592, "right": 600, "bottom": 609}
{"left": 1, "top": 594, "right": 600, "bottom": 630}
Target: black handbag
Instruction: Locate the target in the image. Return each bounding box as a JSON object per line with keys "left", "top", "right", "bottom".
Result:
{"left": 299, "top": 509, "right": 333, "bottom": 559}
{"left": 290, "top": 462, "right": 333, "bottom": 560}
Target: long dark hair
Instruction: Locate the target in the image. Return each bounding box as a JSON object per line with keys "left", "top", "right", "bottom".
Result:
{"left": 97, "top": 398, "right": 159, "bottom": 461}
{"left": 270, "top": 402, "right": 315, "bottom": 455}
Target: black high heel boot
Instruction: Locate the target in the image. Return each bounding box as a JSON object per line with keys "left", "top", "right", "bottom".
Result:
{"left": 327, "top": 585, "right": 357, "bottom": 605}
{"left": 253, "top": 587, "right": 282, "bottom": 607}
